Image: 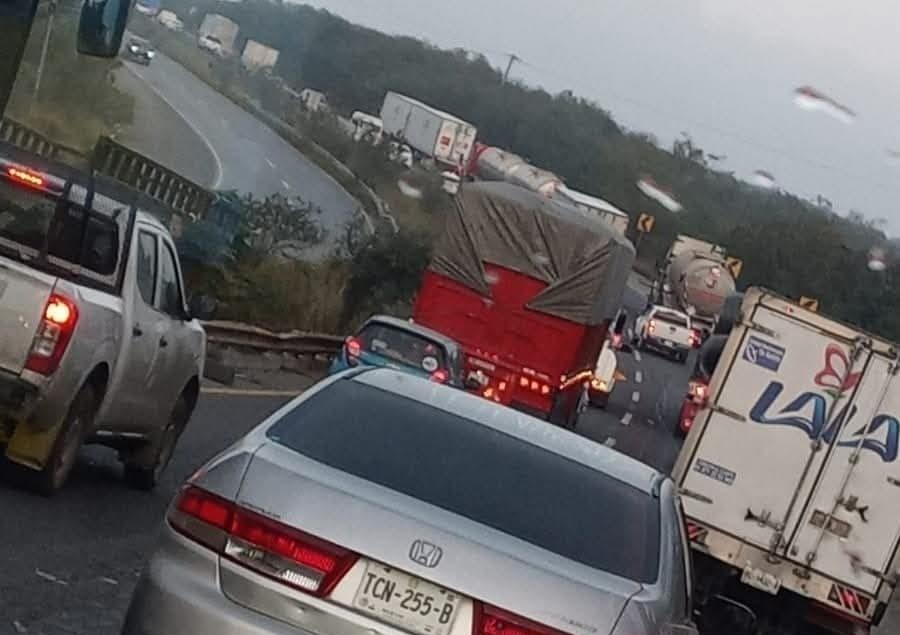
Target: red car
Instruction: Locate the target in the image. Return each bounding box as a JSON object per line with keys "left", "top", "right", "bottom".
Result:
{"left": 676, "top": 335, "right": 726, "bottom": 436}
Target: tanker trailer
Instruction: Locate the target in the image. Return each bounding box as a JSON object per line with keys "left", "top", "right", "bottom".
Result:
{"left": 658, "top": 235, "right": 736, "bottom": 336}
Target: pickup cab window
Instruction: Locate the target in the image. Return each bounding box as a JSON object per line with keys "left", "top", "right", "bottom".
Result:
{"left": 0, "top": 177, "right": 124, "bottom": 285}
{"left": 157, "top": 241, "right": 184, "bottom": 317}
{"left": 137, "top": 231, "right": 158, "bottom": 306}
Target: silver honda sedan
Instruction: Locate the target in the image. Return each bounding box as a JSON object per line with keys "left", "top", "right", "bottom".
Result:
{"left": 122, "top": 367, "right": 698, "bottom": 635}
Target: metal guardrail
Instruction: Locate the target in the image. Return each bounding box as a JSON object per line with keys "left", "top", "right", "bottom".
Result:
{"left": 201, "top": 320, "right": 344, "bottom": 356}
{"left": 92, "top": 136, "right": 215, "bottom": 218}
{"left": 0, "top": 118, "right": 84, "bottom": 163}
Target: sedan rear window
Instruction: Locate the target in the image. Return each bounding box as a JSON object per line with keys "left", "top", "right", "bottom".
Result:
{"left": 358, "top": 323, "right": 447, "bottom": 372}
{"left": 267, "top": 379, "right": 660, "bottom": 583}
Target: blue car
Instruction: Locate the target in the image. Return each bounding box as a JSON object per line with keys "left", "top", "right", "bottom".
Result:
{"left": 330, "top": 315, "right": 465, "bottom": 386}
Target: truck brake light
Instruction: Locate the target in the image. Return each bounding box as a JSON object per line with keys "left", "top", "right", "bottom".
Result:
{"left": 25, "top": 294, "right": 79, "bottom": 375}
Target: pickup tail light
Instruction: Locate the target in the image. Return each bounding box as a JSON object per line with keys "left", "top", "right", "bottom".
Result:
{"left": 170, "top": 486, "right": 358, "bottom": 597}
{"left": 475, "top": 603, "right": 566, "bottom": 635}
{"left": 648, "top": 319, "right": 657, "bottom": 334}
{"left": 25, "top": 293, "right": 79, "bottom": 375}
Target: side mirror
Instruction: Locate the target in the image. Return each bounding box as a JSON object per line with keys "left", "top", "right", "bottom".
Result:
{"left": 696, "top": 595, "right": 757, "bottom": 635}
{"left": 77, "top": 0, "right": 131, "bottom": 58}
{"left": 187, "top": 294, "right": 217, "bottom": 321}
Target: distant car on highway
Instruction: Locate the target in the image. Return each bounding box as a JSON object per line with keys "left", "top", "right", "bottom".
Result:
{"left": 676, "top": 334, "right": 726, "bottom": 437}
{"left": 634, "top": 305, "right": 700, "bottom": 363}
{"left": 329, "top": 315, "right": 464, "bottom": 386}
{"left": 122, "top": 367, "right": 752, "bottom": 635}
{"left": 125, "top": 38, "right": 155, "bottom": 65}
{"left": 197, "top": 34, "right": 225, "bottom": 57}
{"left": 0, "top": 143, "right": 208, "bottom": 494}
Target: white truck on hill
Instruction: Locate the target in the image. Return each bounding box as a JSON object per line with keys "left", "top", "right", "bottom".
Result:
{"left": 380, "top": 92, "right": 477, "bottom": 167}
{"left": 675, "top": 287, "right": 900, "bottom": 635}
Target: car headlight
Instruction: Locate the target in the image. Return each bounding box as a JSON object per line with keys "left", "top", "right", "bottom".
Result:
{"left": 129, "top": 45, "right": 139, "bottom": 53}
{"left": 146, "top": 51, "right": 155, "bottom": 58}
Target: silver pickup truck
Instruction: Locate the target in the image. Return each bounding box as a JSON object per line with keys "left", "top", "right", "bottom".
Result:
{"left": 0, "top": 143, "right": 207, "bottom": 494}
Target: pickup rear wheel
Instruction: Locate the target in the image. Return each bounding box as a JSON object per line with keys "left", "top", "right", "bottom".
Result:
{"left": 124, "top": 395, "right": 190, "bottom": 491}
{"left": 33, "top": 383, "right": 96, "bottom": 496}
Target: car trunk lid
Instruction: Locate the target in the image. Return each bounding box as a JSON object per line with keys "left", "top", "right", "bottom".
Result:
{"left": 223, "top": 441, "right": 639, "bottom": 635}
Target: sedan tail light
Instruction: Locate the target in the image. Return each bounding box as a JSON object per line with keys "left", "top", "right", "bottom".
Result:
{"left": 169, "top": 486, "right": 358, "bottom": 597}
{"left": 345, "top": 336, "right": 362, "bottom": 366}
{"left": 430, "top": 369, "right": 449, "bottom": 383}
{"left": 475, "top": 603, "right": 566, "bottom": 635}
{"left": 25, "top": 293, "right": 79, "bottom": 375}
{"left": 688, "top": 380, "right": 709, "bottom": 406}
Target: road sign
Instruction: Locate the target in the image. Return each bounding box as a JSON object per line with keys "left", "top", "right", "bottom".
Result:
{"left": 637, "top": 213, "right": 655, "bottom": 233}
{"left": 725, "top": 257, "right": 743, "bottom": 280}
{"left": 799, "top": 296, "right": 820, "bottom": 312}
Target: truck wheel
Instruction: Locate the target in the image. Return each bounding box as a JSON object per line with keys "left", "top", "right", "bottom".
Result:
{"left": 124, "top": 395, "right": 190, "bottom": 491}
{"left": 34, "top": 384, "right": 96, "bottom": 496}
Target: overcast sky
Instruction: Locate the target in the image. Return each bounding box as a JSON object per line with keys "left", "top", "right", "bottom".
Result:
{"left": 298, "top": 1, "right": 899, "bottom": 233}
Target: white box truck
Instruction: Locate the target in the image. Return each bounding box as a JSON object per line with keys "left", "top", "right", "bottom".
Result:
{"left": 674, "top": 287, "right": 900, "bottom": 634}
{"left": 380, "top": 92, "right": 477, "bottom": 166}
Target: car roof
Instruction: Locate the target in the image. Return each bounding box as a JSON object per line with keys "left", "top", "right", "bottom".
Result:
{"left": 362, "top": 315, "right": 461, "bottom": 351}
{"left": 350, "top": 367, "right": 661, "bottom": 495}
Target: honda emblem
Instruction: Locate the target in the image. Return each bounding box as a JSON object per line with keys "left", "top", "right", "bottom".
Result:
{"left": 409, "top": 539, "right": 443, "bottom": 568}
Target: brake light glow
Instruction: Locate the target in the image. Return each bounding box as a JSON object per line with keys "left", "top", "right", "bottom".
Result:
{"left": 25, "top": 294, "right": 79, "bottom": 375}
{"left": 170, "top": 486, "right": 358, "bottom": 597}
{"left": 7, "top": 166, "right": 44, "bottom": 188}
{"left": 689, "top": 329, "right": 702, "bottom": 348}
{"left": 430, "top": 369, "right": 448, "bottom": 383}
{"left": 475, "top": 603, "right": 566, "bottom": 635}
{"left": 345, "top": 336, "right": 361, "bottom": 357}
{"left": 688, "top": 380, "right": 709, "bottom": 406}
{"left": 648, "top": 319, "right": 657, "bottom": 333}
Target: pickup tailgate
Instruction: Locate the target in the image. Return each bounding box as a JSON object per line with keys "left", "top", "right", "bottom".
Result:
{"left": 0, "top": 257, "right": 54, "bottom": 374}
{"left": 677, "top": 289, "right": 900, "bottom": 594}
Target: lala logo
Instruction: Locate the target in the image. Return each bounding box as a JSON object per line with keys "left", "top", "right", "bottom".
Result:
{"left": 750, "top": 344, "right": 900, "bottom": 462}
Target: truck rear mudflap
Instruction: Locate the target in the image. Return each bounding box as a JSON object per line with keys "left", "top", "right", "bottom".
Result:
{"left": 686, "top": 520, "right": 886, "bottom": 627}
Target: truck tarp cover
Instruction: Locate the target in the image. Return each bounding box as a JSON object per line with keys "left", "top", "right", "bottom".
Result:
{"left": 430, "top": 182, "right": 635, "bottom": 325}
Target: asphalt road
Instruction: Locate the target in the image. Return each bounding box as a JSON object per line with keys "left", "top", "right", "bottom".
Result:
{"left": 121, "top": 52, "right": 359, "bottom": 238}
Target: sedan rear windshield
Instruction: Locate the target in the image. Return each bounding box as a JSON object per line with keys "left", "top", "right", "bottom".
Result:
{"left": 357, "top": 323, "right": 447, "bottom": 372}
{"left": 0, "top": 178, "right": 124, "bottom": 285}
{"left": 654, "top": 310, "right": 689, "bottom": 327}
{"left": 267, "top": 379, "right": 660, "bottom": 583}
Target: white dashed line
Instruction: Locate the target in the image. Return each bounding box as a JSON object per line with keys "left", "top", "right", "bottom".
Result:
{"left": 281, "top": 179, "right": 291, "bottom": 190}
{"left": 633, "top": 350, "right": 642, "bottom": 362}
{"left": 632, "top": 391, "right": 641, "bottom": 403}
{"left": 648, "top": 418, "right": 657, "bottom": 426}
{"left": 265, "top": 158, "right": 276, "bottom": 168}
{"left": 635, "top": 370, "right": 643, "bottom": 384}
{"left": 620, "top": 412, "right": 633, "bottom": 426}
{"left": 604, "top": 437, "right": 617, "bottom": 447}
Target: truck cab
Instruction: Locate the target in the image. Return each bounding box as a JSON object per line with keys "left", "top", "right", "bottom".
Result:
{"left": 0, "top": 142, "right": 206, "bottom": 494}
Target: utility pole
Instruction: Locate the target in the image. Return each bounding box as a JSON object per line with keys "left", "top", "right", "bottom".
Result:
{"left": 501, "top": 53, "right": 521, "bottom": 85}
{"left": 32, "top": 0, "right": 57, "bottom": 108}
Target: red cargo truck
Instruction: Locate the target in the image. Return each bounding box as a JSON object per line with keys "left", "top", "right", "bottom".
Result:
{"left": 413, "top": 182, "right": 635, "bottom": 426}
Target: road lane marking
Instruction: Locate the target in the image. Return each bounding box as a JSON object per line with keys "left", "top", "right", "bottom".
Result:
{"left": 635, "top": 370, "right": 643, "bottom": 384}
{"left": 124, "top": 63, "right": 225, "bottom": 189}
{"left": 266, "top": 158, "right": 276, "bottom": 168}
{"left": 633, "top": 350, "right": 642, "bottom": 362}
{"left": 604, "top": 437, "right": 617, "bottom": 447}
{"left": 281, "top": 179, "right": 292, "bottom": 190}
{"left": 202, "top": 387, "right": 302, "bottom": 397}
{"left": 632, "top": 391, "right": 641, "bottom": 403}
{"left": 648, "top": 418, "right": 657, "bottom": 426}
{"left": 620, "top": 412, "right": 632, "bottom": 426}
